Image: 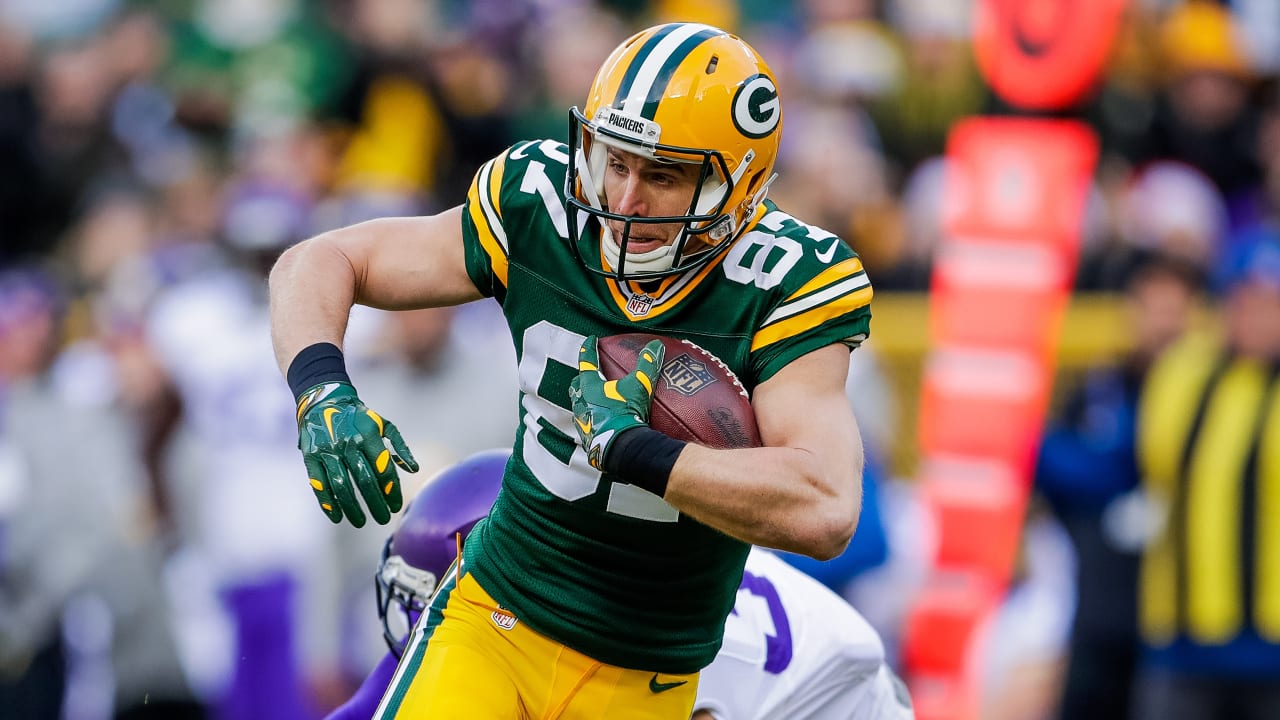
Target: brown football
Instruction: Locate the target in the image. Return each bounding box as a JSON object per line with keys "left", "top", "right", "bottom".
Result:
{"left": 596, "top": 333, "right": 761, "bottom": 449}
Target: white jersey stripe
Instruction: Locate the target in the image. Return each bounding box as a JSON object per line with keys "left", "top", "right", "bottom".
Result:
{"left": 762, "top": 273, "right": 870, "bottom": 327}
{"left": 477, "top": 161, "right": 509, "bottom": 253}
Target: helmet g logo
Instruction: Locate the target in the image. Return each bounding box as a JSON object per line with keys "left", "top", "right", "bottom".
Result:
{"left": 732, "top": 74, "right": 780, "bottom": 139}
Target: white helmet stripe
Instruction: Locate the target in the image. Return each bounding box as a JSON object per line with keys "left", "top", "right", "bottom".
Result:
{"left": 621, "top": 23, "right": 719, "bottom": 118}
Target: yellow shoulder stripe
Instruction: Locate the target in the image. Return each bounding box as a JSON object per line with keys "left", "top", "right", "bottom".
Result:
{"left": 750, "top": 286, "right": 872, "bottom": 352}
{"left": 466, "top": 159, "right": 509, "bottom": 287}
{"left": 786, "top": 257, "right": 864, "bottom": 302}
{"left": 487, "top": 152, "right": 507, "bottom": 220}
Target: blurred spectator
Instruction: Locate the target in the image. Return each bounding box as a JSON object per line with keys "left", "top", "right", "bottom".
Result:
{"left": 66, "top": 187, "right": 158, "bottom": 294}
{"left": 789, "top": 18, "right": 903, "bottom": 104}
{"left": 125, "top": 133, "right": 376, "bottom": 719}
{"left": 406, "top": 38, "right": 515, "bottom": 201}
{"left": 327, "top": 0, "right": 516, "bottom": 207}
{"left": 1086, "top": 2, "right": 1163, "bottom": 167}
{"left": 1036, "top": 251, "right": 1202, "bottom": 720}
{"left": 1132, "top": 229, "right": 1280, "bottom": 720}
{"left": 1233, "top": 0, "right": 1280, "bottom": 76}
{"left": 771, "top": 105, "right": 895, "bottom": 260}
{"left": 870, "top": 0, "right": 987, "bottom": 174}
{"left": 0, "top": 24, "right": 46, "bottom": 263}
{"left": 163, "top": 0, "right": 357, "bottom": 140}
{"left": 1120, "top": 161, "right": 1227, "bottom": 270}
{"left": 326, "top": 0, "right": 448, "bottom": 207}
{"left": 871, "top": 154, "right": 946, "bottom": 290}
{"left": 1078, "top": 160, "right": 1230, "bottom": 291}
{"left": 509, "top": 5, "right": 627, "bottom": 146}
{"left": 0, "top": 266, "right": 203, "bottom": 720}
{"left": 1232, "top": 95, "right": 1280, "bottom": 239}
{"left": 103, "top": 9, "right": 203, "bottom": 190}
{"left": 1127, "top": 1, "right": 1263, "bottom": 205}
{"left": 27, "top": 32, "right": 134, "bottom": 260}
{"left": 0, "top": 0, "right": 118, "bottom": 42}
{"left": 768, "top": 0, "right": 907, "bottom": 280}
{"left": 0, "top": 267, "right": 67, "bottom": 720}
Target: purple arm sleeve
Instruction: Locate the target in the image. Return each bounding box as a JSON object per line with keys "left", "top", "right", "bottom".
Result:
{"left": 324, "top": 652, "right": 401, "bottom": 720}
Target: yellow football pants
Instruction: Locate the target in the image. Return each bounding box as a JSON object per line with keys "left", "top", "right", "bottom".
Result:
{"left": 374, "top": 570, "right": 699, "bottom": 719}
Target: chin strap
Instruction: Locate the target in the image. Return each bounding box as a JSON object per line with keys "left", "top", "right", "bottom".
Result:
{"left": 751, "top": 172, "right": 779, "bottom": 208}
{"left": 576, "top": 146, "right": 605, "bottom": 208}
{"left": 699, "top": 150, "right": 762, "bottom": 242}
{"left": 732, "top": 171, "right": 778, "bottom": 236}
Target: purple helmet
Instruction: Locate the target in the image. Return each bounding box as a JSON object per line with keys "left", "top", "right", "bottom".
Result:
{"left": 375, "top": 448, "right": 509, "bottom": 657}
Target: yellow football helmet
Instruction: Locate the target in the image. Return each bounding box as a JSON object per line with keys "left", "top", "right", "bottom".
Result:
{"left": 566, "top": 23, "right": 783, "bottom": 279}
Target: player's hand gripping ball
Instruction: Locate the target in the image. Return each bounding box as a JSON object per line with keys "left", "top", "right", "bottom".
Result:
{"left": 595, "top": 334, "right": 760, "bottom": 449}
{"left": 568, "top": 336, "right": 665, "bottom": 470}
{"left": 296, "top": 382, "right": 419, "bottom": 527}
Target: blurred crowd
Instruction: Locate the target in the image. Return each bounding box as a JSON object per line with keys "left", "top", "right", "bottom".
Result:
{"left": 4, "top": 0, "right": 1280, "bottom": 719}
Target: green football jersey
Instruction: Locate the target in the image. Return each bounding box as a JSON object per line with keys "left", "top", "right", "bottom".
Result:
{"left": 456, "top": 138, "right": 873, "bottom": 674}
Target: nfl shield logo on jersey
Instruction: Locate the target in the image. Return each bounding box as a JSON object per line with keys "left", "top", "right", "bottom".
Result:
{"left": 626, "top": 293, "right": 655, "bottom": 316}
{"left": 662, "top": 354, "right": 719, "bottom": 397}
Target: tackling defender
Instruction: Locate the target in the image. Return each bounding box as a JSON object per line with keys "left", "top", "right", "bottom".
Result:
{"left": 271, "top": 22, "right": 873, "bottom": 717}
{"left": 327, "top": 450, "right": 915, "bottom": 720}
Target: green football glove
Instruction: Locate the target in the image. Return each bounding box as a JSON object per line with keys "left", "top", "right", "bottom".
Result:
{"left": 567, "top": 336, "right": 665, "bottom": 470}
{"left": 295, "top": 382, "right": 419, "bottom": 528}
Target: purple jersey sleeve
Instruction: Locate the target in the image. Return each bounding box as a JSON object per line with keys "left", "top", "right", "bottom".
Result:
{"left": 324, "top": 653, "right": 400, "bottom": 720}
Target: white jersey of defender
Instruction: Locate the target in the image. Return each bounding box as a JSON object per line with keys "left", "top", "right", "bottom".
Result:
{"left": 695, "top": 548, "right": 914, "bottom": 720}
{"left": 145, "top": 267, "right": 395, "bottom": 690}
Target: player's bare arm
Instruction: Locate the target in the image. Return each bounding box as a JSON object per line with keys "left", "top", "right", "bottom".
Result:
{"left": 662, "top": 343, "right": 863, "bottom": 560}
{"left": 269, "top": 206, "right": 482, "bottom": 527}
{"left": 268, "top": 206, "right": 481, "bottom": 373}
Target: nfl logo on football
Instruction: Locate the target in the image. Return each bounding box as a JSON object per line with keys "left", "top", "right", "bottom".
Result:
{"left": 662, "top": 354, "right": 719, "bottom": 397}
{"left": 626, "top": 293, "right": 654, "bottom": 316}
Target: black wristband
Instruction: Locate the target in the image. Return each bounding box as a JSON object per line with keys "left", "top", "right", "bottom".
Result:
{"left": 603, "top": 426, "right": 687, "bottom": 498}
{"left": 287, "top": 342, "right": 352, "bottom": 400}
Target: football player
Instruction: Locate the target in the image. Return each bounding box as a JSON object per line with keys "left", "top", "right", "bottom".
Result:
{"left": 272, "top": 22, "right": 873, "bottom": 718}
{"left": 326, "top": 449, "right": 914, "bottom": 720}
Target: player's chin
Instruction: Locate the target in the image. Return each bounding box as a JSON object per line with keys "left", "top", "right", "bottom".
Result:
{"left": 608, "top": 222, "right": 679, "bottom": 253}
{"left": 624, "top": 237, "right": 669, "bottom": 254}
